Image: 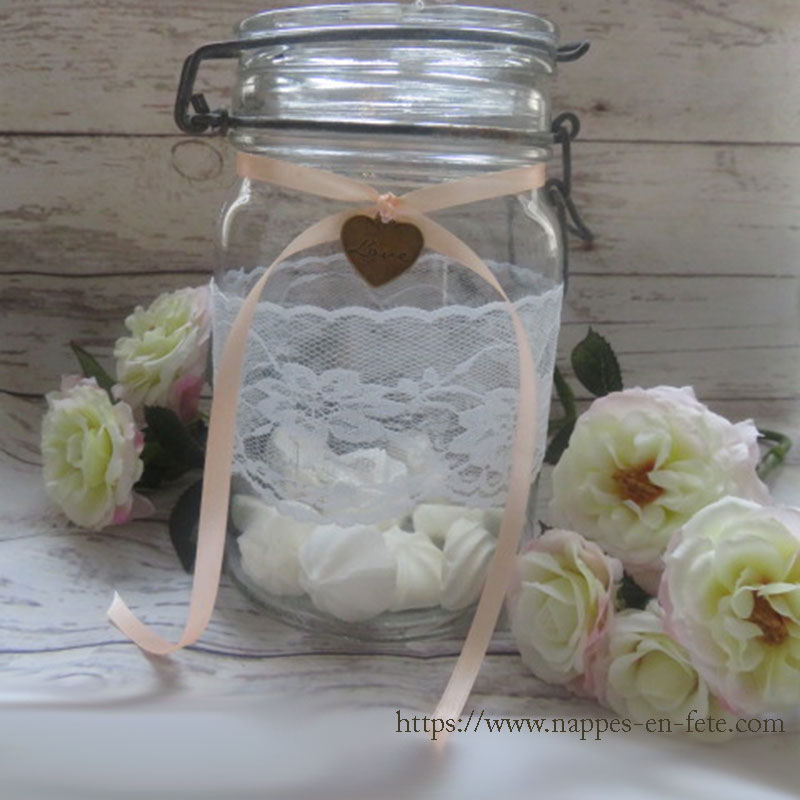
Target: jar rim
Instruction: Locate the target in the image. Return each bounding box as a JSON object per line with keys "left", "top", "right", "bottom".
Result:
{"left": 235, "top": 3, "right": 559, "bottom": 56}
{"left": 227, "top": 3, "right": 559, "bottom": 152}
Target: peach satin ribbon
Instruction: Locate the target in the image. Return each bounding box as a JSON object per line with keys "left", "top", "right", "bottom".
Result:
{"left": 108, "top": 152, "right": 546, "bottom": 737}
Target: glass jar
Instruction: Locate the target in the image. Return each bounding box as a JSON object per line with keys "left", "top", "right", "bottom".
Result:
{"left": 196, "top": 3, "right": 573, "bottom": 639}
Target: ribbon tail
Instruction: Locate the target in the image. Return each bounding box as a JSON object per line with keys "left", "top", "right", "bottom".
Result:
{"left": 107, "top": 211, "right": 352, "bottom": 654}
{"left": 413, "top": 216, "right": 539, "bottom": 741}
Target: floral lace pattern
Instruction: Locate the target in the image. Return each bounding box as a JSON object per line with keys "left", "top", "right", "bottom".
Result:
{"left": 211, "top": 254, "right": 563, "bottom": 525}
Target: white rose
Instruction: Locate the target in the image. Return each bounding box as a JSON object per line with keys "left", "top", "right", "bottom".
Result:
{"left": 661, "top": 497, "right": 800, "bottom": 715}
{"left": 41, "top": 376, "right": 144, "bottom": 529}
{"left": 551, "top": 386, "right": 768, "bottom": 591}
{"left": 509, "top": 529, "right": 622, "bottom": 687}
{"left": 114, "top": 286, "right": 210, "bottom": 421}
{"left": 592, "top": 602, "right": 731, "bottom": 735}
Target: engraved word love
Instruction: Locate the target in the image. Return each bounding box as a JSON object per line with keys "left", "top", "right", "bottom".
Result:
{"left": 340, "top": 214, "right": 424, "bottom": 287}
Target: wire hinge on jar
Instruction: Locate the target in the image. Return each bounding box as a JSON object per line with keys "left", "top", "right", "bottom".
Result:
{"left": 546, "top": 112, "right": 595, "bottom": 291}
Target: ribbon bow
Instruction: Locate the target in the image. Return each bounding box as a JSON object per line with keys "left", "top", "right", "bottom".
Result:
{"left": 376, "top": 192, "right": 400, "bottom": 222}
{"left": 108, "top": 152, "right": 547, "bottom": 741}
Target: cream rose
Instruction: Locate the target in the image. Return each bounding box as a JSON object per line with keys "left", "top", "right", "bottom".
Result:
{"left": 661, "top": 497, "right": 800, "bottom": 715}
{"left": 509, "top": 529, "right": 622, "bottom": 687}
{"left": 550, "top": 386, "right": 768, "bottom": 592}
{"left": 114, "top": 286, "right": 210, "bottom": 421}
{"left": 591, "top": 602, "right": 730, "bottom": 734}
{"left": 41, "top": 376, "right": 144, "bottom": 529}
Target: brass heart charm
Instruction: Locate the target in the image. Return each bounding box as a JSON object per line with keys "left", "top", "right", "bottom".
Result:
{"left": 340, "top": 214, "right": 424, "bottom": 287}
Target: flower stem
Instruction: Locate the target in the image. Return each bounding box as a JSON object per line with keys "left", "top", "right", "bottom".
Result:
{"left": 756, "top": 429, "right": 793, "bottom": 480}
{"left": 553, "top": 365, "right": 577, "bottom": 422}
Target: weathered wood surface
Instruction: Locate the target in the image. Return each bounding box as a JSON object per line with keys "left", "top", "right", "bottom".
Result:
{"left": 2, "top": 135, "right": 798, "bottom": 408}
{"left": 2, "top": 447, "right": 798, "bottom": 704}
{"left": 1, "top": 0, "right": 798, "bottom": 142}
{"left": 3, "top": 137, "right": 799, "bottom": 278}
{"left": 0, "top": 452, "right": 572, "bottom": 712}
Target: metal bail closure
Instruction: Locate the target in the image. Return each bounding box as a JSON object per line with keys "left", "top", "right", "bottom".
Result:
{"left": 341, "top": 214, "right": 425, "bottom": 287}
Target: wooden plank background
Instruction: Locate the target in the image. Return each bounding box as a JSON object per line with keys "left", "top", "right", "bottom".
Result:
{"left": 2, "top": 1, "right": 798, "bottom": 451}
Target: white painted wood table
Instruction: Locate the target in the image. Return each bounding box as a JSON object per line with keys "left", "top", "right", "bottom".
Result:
{"left": 1, "top": 454, "right": 799, "bottom": 799}
{"left": 1, "top": 1, "right": 799, "bottom": 797}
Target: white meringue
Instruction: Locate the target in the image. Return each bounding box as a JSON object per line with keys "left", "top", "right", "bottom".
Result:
{"left": 482, "top": 508, "right": 503, "bottom": 537}
{"left": 441, "top": 518, "right": 497, "bottom": 610}
{"left": 269, "top": 427, "right": 409, "bottom": 489}
{"left": 412, "top": 503, "right": 501, "bottom": 544}
{"left": 268, "top": 427, "right": 327, "bottom": 483}
{"left": 231, "top": 493, "right": 277, "bottom": 532}
{"left": 337, "top": 448, "right": 407, "bottom": 486}
{"left": 299, "top": 524, "right": 397, "bottom": 622}
{"left": 387, "top": 434, "right": 441, "bottom": 478}
{"left": 233, "top": 496, "right": 314, "bottom": 597}
{"left": 383, "top": 527, "right": 443, "bottom": 611}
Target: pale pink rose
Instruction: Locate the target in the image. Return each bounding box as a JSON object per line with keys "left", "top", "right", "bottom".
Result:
{"left": 168, "top": 373, "right": 206, "bottom": 424}
{"left": 661, "top": 497, "right": 800, "bottom": 715}
{"left": 509, "top": 529, "right": 622, "bottom": 690}
{"left": 551, "top": 386, "right": 769, "bottom": 593}
{"left": 42, "top": 376, "right": 150, "bottom": 530}
{"left": 114, "top": 286, "right": 210, "bottom": 421}
{"left": 590, "top": 601, "right": 734, "bottom": 737}
{"left": 111, "top": 492, "right": 155, "bottom": 525}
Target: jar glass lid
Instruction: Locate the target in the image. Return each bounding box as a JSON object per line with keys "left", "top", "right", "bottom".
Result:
{"left": 229, "top": 3, "right": 562, "bottom": 142}
{"left": 236, "top": 3, "right": 559, "bottom": 64}
{"left": 174, "top": 3, "right": 588, "bottom": 143}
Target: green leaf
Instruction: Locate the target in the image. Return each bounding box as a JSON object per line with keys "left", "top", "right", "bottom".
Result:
{"left": 570, "top": 328, "right": 623, "bottom": 397}
{"left": 552, "top": 365, "right": 577, "bottom": 421}
{"left": 168, "top": 479, "right": 203, "bottom": 574}
{"left": 187, "top": 418, "right": 208, "bottom": 451}
{"left": 135, "top": 440, "right": 191, "bottom": 490}
{"left": 756, "top": 428, "right": 793, "bottom": 481}
{"left": 144, "top": 406, "right": 205, "bottom": 469}
{"left": 70, "top": 342, "right": 115, "bottom": 395}
{"left": 618, "top": 573, "right": 651, "bottom": 610}
{"left": 544, "top": 419, "right": 575, "bottom": 466}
